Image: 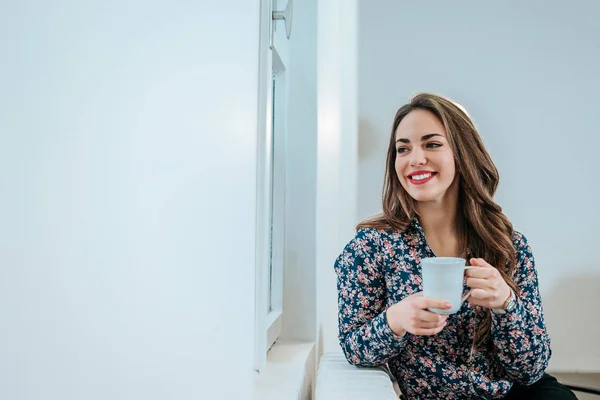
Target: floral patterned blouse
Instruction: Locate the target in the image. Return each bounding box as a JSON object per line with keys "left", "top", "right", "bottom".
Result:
{"left": 334, "top": 217, "right": 551, "bottom": 399}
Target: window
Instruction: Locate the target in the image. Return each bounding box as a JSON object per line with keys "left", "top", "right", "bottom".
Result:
{"left": 255, "top": 0, "right": 290, "bottom": 371}
{"left": 265, "top": 56, "right": 286, "bottom": 349}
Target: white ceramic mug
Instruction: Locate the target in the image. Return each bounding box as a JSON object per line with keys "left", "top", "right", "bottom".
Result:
{"left": 421, "top": 257, "right": 474, "bottom": 314}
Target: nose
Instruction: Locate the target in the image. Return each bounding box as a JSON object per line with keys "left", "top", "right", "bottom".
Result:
{"left": 409, "top": 147, "right": 427, "bottom": 167}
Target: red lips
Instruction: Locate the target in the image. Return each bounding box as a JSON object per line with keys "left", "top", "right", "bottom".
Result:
{"left": 407, "top": 170, "right": 437, "bottom": 185}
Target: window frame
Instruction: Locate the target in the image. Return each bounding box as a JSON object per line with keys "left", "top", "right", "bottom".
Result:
{"left": 254, "top": 0, "right": 289, "bottom": 372}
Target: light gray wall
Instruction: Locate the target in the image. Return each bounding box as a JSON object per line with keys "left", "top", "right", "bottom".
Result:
{"left": 359, "top": 1, "right": 600, "bottom": 371}
{"left": 317, "top": 0, "right": 359, "bottom": 355}
{"left": 282, "top": 0, "right": 318, "bottom": 343}
{"left": 0, "top": 1, "right": 259, "bottom": 398}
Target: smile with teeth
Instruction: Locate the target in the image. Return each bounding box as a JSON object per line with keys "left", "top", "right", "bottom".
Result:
{"left": 411, "top": 173, "right": 432, "bottom": 181}
{"left": 407, "top": 171, "right": 437, "bottom": 184}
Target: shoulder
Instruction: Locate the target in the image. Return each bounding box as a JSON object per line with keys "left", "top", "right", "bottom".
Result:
{"left": 512, "top": 230, "right": 535, "bottom": 264}
{"left": 512, "top": 230, "right": 532, "bottom": 253}
{"left": 335, "top": 228, "right": 394, "bottom": 276}
{"left": 336, "top": 228, "right": 396, "bottom": 264}
{"left": 347, "top": 228, "right": 388, "bottom": 254}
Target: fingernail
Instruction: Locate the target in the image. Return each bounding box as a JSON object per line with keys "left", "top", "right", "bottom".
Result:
{"left": 445, "top": 302, "right": 452, "bottom": 308}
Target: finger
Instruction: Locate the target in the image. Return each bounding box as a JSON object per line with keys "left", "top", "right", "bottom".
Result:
{"left": 470, "top": 288, "right": 492, "bottom": 300}
{"left": 470, "top": 258, "right": 494, "bottom": 269}
{"left": 417, "top": 310, "right": 449, "bottom": 323}
{"left": 466, "top": 277, "right": 492, "bottom": 289}
{"left": 468, "top": 298, "right": 493, "bottom": 308}
{"left": 413, "top": 324, "right": 446, "bottom": 336}
{"left": 416, "top": 320, "right": 444, "bottom": 329}
{"left": 465, "top": 267, "right": 494, "bottom": 279}
{"left": 417, "top": 297, "right": 452, "bottom": 311}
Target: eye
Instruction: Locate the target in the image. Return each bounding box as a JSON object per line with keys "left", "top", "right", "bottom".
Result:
{"left": 396, "top": 147, "right": 408, "bottom": 154}
{"left": 426, "top": 142, "right": 442, "bottom": 149}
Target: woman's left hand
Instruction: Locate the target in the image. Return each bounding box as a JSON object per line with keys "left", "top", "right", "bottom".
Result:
{"left": 465, "top": 258, "right": 512, "bottom": 309}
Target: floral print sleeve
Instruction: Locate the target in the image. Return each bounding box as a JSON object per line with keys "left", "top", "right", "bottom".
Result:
{"left": 491, "top": 232, "right": 552, "bottom": 384}
{"left": 334, "top": 229, "right": 407, "bottom": 367}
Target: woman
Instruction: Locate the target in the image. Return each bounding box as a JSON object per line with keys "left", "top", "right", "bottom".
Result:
{"left": 334, "top": 93, "right": 575, "bottom": 399}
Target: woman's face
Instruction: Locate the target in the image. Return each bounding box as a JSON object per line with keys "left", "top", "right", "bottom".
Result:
{"left": 394, "top": 109, "right": 458, "bottom": 204}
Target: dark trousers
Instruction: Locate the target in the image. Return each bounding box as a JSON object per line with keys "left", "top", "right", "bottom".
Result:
{"left": 503, "top": 374, "right": 578, "bottom": 400}
{"left": 399, "top": 374, "right": 578, "bottom": 400}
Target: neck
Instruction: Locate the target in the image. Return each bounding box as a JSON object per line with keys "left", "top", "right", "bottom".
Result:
{"left": 416, "top": 180, "right": 462, "bottom": 256}
{"left": 417, "top": 200, "right": 459, "bottom": 238}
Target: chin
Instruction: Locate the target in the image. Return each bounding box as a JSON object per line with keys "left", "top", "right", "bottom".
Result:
{"left": 406, "top": 189, "right": 443, "bottom": 203}
{"left": 409, "top": 194, "right": 436, "bottom": 203}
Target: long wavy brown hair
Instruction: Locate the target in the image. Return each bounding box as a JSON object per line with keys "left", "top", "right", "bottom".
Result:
{"left": 358, "top": 93, "right": 519, "bottom": 346}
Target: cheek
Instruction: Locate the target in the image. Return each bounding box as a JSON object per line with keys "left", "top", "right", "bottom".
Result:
{"left": 440, "top": 153, "right": 457, "bottom": 178}
{"left": 395, "top": 157, "right": 406, "bottom": 177}
{"left": 445, "top": 161, "right": 456, "bottom": 178}
{"left": 394, "top": 159, "right": 406, "bottom": 186}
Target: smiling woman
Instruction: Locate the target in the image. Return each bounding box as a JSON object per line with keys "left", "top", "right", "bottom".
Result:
{"left": 334, "top": 93, "right": 577, "bottom": 399}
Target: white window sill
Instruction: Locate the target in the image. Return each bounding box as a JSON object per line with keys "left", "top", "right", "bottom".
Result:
{"left": 253, "top": 341, "right": 316, "bottom": 400}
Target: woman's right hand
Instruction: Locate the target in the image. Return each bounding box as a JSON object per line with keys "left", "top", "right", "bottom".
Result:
{"left": 385, "top": 292, "right": 451, "bottom": 337}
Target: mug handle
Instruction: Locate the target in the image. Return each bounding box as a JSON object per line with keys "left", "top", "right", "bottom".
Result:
{"left": 461, "top": 266, "right": 476, "bottom": 303}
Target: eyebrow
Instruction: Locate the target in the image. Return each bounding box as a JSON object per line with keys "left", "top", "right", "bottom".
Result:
{"left": 395, "top": 133, "right": 443, "bottom": 144}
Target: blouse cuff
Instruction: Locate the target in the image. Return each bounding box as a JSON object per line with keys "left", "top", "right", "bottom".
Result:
{"left": 380, "top": 309, "right": 409, "bottom": 344}
{"left": 491, "top": 297, "right": 527, "bottom": 333}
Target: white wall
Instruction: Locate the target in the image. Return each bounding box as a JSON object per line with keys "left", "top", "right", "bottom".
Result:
{"left": 281, "top": 0, "right": 318, "bottom": 344}
{"left": 359, "top": 1, "right": 600, "bottom": 371}
{"left": 316, "top": 0, "right": 359, "bottom": 356}
{"left": 0, "top": 1, "right": 259, "bottom": 398}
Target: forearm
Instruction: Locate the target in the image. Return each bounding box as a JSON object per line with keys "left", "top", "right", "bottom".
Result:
{"left": 491, "top": 299, "right": 551, "bottom": 384}
{"left": 339, "top": 309, "right": 407, "bottom": 367}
